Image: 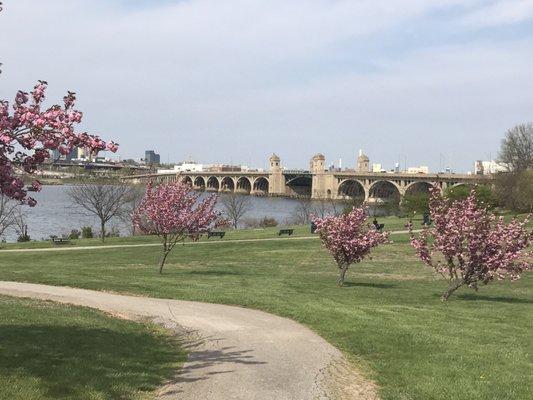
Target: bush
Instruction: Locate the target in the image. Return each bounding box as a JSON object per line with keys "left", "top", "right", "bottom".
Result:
{"left": 106, "top": 227, "right": 120, "bottom": 238}
{"left": 81, "top": 226, "right": 93, "bottom": 239}
{"left": 259, "top": 217, "right": 278, "bottom": 227}
{"left": 69, "top": 229, "right": 80, "bottom": 239}
{"left": 17, "top": 233, "right": 30, "bottom": 242}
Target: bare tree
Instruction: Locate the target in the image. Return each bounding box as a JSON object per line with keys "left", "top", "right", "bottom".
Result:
{"left": 499, "top": 123, "right": 533, "bottom": 172}
{"left": 13, "top": 208, "right": 30, "bottom": 242}
{"left": 68, "top": 184, "right": 137, "bottom": 241}
{"left": 311, "top": 196, "right": 343, "bottom": 218}
{"left": 291, "top": 200, "right": 313, "bottom": 224}
{"left": 0, "top": 194, "right": 19, "bottom": 239}
{"left": 221, "top": 192, "right": 252, "bottom": 229}
{"left": 118, "top": 186, "right": 145, "bottom": 236}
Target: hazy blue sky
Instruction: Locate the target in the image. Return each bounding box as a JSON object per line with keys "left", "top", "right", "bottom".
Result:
{"left": 1, "top": 0, "right": 532, "bottom": 172}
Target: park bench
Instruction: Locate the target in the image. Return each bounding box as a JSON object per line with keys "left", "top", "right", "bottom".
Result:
{"left": 50, "top": 236, "right": 70, "bottom": 245}
{"left": 207, "top": 231, "right": 225, "bottom": 239}
{"left": 278, "top": 229, "right": 294, "bottom": 236}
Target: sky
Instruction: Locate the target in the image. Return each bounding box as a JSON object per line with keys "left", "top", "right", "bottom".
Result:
{"left": 1, "top": 0, "right": 532, "bottom": 172}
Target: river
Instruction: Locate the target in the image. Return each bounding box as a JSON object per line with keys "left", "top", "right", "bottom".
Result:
{"left": 3, "top": 185, "right": 346, "bottom": 242}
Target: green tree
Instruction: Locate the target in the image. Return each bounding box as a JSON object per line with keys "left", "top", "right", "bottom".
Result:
{"left": 494, "top": 170, "right": 533, "bottom": 213}
{"left": 402, "top": 193, "right": 430, "bottom": 216}
{"left": 445, "top": 185, "right": 497, "bottom": 209}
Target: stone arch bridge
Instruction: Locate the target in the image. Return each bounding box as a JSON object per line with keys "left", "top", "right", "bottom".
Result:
{"left": 123, "top": 168, "right": 488, "bottom": 204}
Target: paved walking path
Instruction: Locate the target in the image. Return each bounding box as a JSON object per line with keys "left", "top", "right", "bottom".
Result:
{"left": 1, "top": 229, "right": 414, "bottom": 253}
{"left": 0, "top": 281, "right": 377, "bottom": 400}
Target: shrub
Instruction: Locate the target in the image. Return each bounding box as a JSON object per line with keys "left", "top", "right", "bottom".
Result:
{"left": 81, "top": 226, "right": 93, "bottom": 239}
{"left": 69, "top": 229, "right": 80, "bottom": 239}
{"left": 106, "top": 227, "right": 120, "bottom": 238}
{"left": 17, "top": 233, "right": 30, "bottom": 242}
{"left": 259, "top": 217, "right": 278, "bottom": 227}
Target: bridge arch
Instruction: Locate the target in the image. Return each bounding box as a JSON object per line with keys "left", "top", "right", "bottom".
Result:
{"left": 368, "top": 180, "right": 401, "bottom": 204}
{"left": 206, "top": 176, "right": 220, "bottom": 191}
{"left": 236, "top": 177, "right": 252, "bottom": 193}
{"left": 404, "top": 181, "right": 435, "bottom": 197}
{"left": 253, "top": 177, "right": 269, "bottom": 195}
{"left": 220, "top": 176, "right": 235, "bottom": 192}
{"left": 194, "top": 176, "right": 206, "bottom": 190}
{"left": 286, "top": 176, "right": 312, "bottom": 197}
{"left": 182, "top": 176, "right": 193, "bottom": 186}
{"left": 338, "top": 179, "right": 366, "bottom": 201}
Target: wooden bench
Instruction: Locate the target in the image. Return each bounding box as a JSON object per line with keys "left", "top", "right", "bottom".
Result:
{"left": 51, "top": 237, "right": 70, "bottom": 245}
{"left": 207, "top": 231, "right": 225, "bottom": 239}
{"left": 278, "top": 229, "right": 294, "bottom": 236}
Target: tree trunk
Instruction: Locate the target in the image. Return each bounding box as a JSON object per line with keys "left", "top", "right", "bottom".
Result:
{"left": 337, "top": 265, "right": 349, "bottom": 286}
{"left": 100, "top": 221, "right": 106, "bottom": 242}
{"left": 442, "top": 279, "right": 465, "bottom": 301}
{"left": 158, "top": 240, "right": 170, "bottom": 274}
{"left": 158, "top": 251, "right": 169, "bottom": 274}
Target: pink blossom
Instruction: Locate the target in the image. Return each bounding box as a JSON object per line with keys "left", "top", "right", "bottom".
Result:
{"left": 132, "top": 181, "right": 222, "bottom": 273}
{"left": 313, "top": 207, "right": 389, "bottom": 285}
{"left": 410, "top": 187, "right": 532, "bottom": 300}
{"left": 0, "top": 82, "right": 116, "bottom": 205}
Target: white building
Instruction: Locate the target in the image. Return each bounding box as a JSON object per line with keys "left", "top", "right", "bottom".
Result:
{"left": 372, "top": 163, "right": 383, "bottom": 173}
{"left": 407, "top": 165, "right": 429, "bottom": 174}
{"left": 474, "top": 160, "right": 508, "bottom": 175}
{"left": 157, "top": 162, "right": 204, "bottom": 174}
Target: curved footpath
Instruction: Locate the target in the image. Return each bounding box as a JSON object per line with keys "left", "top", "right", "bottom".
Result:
{"left": 0, "top": 281, "right": 377, "bottom": 400}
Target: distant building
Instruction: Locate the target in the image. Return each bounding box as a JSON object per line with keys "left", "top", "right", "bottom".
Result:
{"left": 145, "top": 150, "right": 160, "bottom": 166}
{"left": 407, "top": 166, "right": 429, "bottom": 174}
{"left": 372, "top": 163, "right": 383, "bottom": 173}
{"left": 157, "top": 161, "right": 204, "bottom": 174}
{"left": 357, "top": 150, "right": 369, "bottom": 172}
{"left": 394, "top": 162, "right": 400, "bottom": 173}
{"left": 202, "top": 164, "right": 242, "bottom": 172}
{"left": 51, "top": 146, "right": 90, "bottom": 162}
{"left": 474, "top": 160, "right": 507, "bottom": 175}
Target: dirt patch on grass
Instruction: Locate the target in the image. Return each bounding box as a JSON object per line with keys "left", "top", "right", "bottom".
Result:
{"left": 317, "top": 356, "right": 379, "bottom": 400}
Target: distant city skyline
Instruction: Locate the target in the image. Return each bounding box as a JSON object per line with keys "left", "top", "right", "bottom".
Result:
{"left": 1, "top": 0, "right": 532, "bottom": 172}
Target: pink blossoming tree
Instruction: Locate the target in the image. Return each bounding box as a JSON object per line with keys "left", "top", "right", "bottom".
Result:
{"left": 313, "top": 207, "right": 389, "bottom": 286}
{"left": 132, "top": 181, "right": 221, "bottom": 273}
{"left": 0, "top": 81, "right": 118, "bottom": 205}
{"left": 410, "top": 187, "right": 532, "bottom": 301}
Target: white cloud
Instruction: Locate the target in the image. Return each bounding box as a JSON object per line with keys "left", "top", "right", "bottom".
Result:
{"left": 460, "top": 0, "right": 533, "bottom": 27}
{"left": 0, "top": 0, "right": 531, "bottom": 171}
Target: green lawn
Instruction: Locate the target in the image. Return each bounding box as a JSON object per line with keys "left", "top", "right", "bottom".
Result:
{"left": 0, "top": 296, "right": 186, "bottom": 400}
{"left": 1, "top": 231, "right": 531, "bottom": 400}
{"left": 0, "top": 216, "right": 412, "bottom": 250}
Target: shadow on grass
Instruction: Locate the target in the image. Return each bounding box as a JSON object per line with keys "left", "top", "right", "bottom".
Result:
{"left": 456, "top": 293, "right": 533, "bottom": 304}
{"left": 0, "top": 325, "right": 185, "bottom": 399}
{"left": 342, "top": 281, "right": 396, "bottom": 289}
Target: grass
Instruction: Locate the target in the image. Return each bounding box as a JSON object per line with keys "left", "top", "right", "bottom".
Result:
{"left": 0, "top": 216, "right": 412, "bottom": 250}
{"left": 0, "top": 296, "right": 186, "bottom": 400}
{"left": 1, "top": 228, "right": 531, "bottom": 399}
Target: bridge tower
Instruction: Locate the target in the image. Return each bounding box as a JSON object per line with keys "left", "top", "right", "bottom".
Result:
{"left": 310, "top": 153, "right": 328, "bottom": 199}
{"left": 268, "top": 153, "right": 286, "bottom": 196}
